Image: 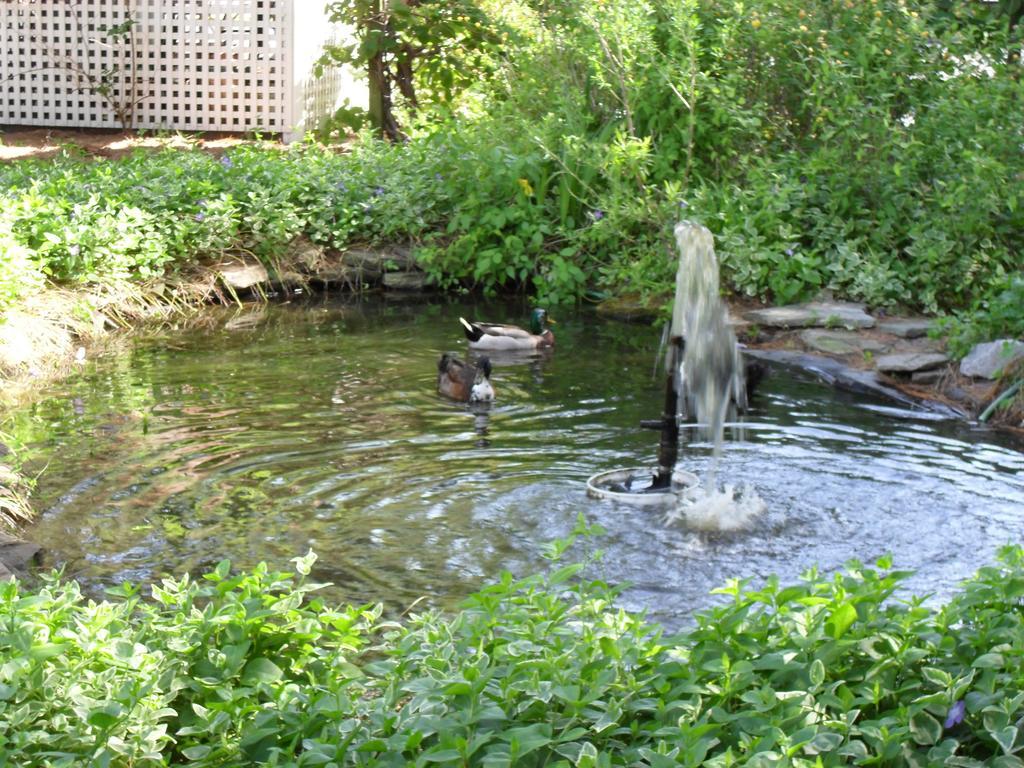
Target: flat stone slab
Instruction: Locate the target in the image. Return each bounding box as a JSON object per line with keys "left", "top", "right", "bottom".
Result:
{"left": 875, "top": 352, "right": 949, "bottom": 373}
{"left": 595, "top": 295, "right": 661, "bottom": 323}
{"left": 339, "top": 249, "right": 386, "bottom": 279}
{"left": 313, "top": 264, "right": 357, "bottom": 284}
{"left": 343, "top": 247, "right": 416, "bottom": 273}
{"left": 270, "top": 270, "right": 307, "bottom": 290}
{"left": 960, "top": 339, "right": 1024, "bottom": 379}
{"left": 912, "top": 370, "right": 944, "bottom": 385}
{"left": 800, "top": 329, "right": 890, "bottom": 356}
{"left": 0, "top": 533, "right": 40, "bottom": 578}
{"left": 745, "top": 302, "right": 875, "bottom": 330}
{"left": 216, "top": 258, "right": 269, "bottom": 291}
{"left": 383, "top": 245, "right": 416, "bottom": 269}
{"left": 746, "top": 349, "right": 966, "bottom": 418}
{"left": 383, "top": 271, "right": 427, "bottom": 291}
{"left": 287, "top": 236, "right": 326, "bottom": 272}
{"left": 877, "top": 318, "right": 934, "bottom": 339}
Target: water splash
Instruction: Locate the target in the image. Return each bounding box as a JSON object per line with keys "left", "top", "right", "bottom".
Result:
{"left": 664, "top": 483, "right": 766, "bottom": 532}
{"left": 667, "top": 221, "right": 761, "bottom": 528}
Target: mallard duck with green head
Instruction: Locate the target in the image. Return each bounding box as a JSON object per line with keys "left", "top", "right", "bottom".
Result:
{"left": 459, "top": 308, "right": 555, "bottom": 351}
{"left": 437, "top": 353, "right": 495, "bottom": 402}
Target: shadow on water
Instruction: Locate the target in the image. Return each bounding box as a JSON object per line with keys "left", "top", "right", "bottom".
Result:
{"left": 11, "top": 297, "right": 1024, "bottom": 628}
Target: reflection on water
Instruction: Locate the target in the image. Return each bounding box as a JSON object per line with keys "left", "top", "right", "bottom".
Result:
{"left": 13, "top": 298, "right": 1024, "bottom": 627}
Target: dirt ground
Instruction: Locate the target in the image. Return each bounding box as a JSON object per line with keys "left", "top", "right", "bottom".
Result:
{"left": 0, "top": 126, "right": 279, "bottom": 161}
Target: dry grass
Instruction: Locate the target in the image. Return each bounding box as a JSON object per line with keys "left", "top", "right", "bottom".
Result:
{"left": 0, "top": 462, "right": 33, "bottom": 530}
{"left": 0, "top": 267, "right": 239, "bottom": 407}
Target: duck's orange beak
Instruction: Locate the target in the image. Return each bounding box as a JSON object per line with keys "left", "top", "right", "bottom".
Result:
{"left": 547, "top": 317, "right": 556, "bottom": 324}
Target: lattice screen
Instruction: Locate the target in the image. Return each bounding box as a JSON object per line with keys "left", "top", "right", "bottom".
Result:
{"left": 0, "top": 0, "right": 356, "bottom": 135}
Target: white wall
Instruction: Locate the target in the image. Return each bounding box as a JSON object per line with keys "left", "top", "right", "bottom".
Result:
{"left": 0, "top": 0, "right": 363, "bottom": 136}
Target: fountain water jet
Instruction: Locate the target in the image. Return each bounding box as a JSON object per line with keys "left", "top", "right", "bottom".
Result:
{"left": 587, "top": 220, "right": 760, "bottom": 523}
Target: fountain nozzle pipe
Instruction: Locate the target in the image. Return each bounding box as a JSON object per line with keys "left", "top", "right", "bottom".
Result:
{"left": 651, "top": 336, "right": 685, "bottom": 489}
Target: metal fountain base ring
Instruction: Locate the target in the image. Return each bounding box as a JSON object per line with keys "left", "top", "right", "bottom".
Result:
{"left": 586, "top": 467, "right": 699, "bottom": 507}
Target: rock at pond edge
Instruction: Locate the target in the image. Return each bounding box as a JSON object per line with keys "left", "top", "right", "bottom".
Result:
{"left": 875, "top": 352, "right": 949, "bottom": 374}
{"left": 383, "top": 271, "right": 428, "bottom": 291}
{"left": 595, "top": 294, "right": 663, "bottom": 323}
{"left": 744, "top": 302, "right": 875, "bottom": 330}
{"left": 800, "top": 329, "right": 890, "bottom": 356}
{"left": 216, "top": 258, "right": 269, "bottom": 291}
{"left": 960, "top": 339, "right": 1024, "bottom": 380}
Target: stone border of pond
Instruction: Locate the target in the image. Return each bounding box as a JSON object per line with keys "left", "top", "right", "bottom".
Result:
{"left": 597, "top": 296, "right": 1023, "bottom": 437}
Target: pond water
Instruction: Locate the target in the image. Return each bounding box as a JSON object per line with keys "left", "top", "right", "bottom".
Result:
{"left": 14, "top": 298, "right": 1024, "bottom": 627}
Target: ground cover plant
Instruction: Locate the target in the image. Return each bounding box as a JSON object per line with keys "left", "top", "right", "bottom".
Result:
{"left": 4, "top": 518, "right": 1024, "bottom": 766}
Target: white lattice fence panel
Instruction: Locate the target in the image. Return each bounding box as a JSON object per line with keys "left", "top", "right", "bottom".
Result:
{"left": 1, "top": 0, "right": 134, "bottom": 128}
{"left": 0, "top": 0, "right": 355, "bottom": 134}
{"left": 143, "top": 0, "right": 291, "bottom": 132}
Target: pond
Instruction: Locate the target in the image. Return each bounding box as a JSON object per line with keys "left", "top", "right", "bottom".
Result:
{"left": 14, "top": 298, "right": 1024, "bottom": 627}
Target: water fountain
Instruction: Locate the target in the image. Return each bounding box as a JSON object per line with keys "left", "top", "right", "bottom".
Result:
{"left": 587, "top": 220, "right": 749, "bottom": 507}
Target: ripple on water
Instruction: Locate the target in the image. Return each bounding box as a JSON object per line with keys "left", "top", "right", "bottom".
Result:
{"left": 15, "top": 300, "right": 1024, "bottom": 626}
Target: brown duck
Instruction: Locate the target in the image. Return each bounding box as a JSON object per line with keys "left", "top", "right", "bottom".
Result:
{"left": 437, "top": 353, "right": 495, "bottom": 402}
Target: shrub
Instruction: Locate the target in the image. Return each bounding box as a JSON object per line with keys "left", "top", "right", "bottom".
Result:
{"left": 943, "top": 275, "right": 1024, "bottom": 359}
{"left": 5, "top": 529, "right": 1024, "bottom": 765}
{"left": 1, "top": 0, "right": 1021, "bottom": 332}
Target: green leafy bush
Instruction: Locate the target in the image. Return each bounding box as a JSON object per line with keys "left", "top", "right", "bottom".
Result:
{"left": 6, "top": 531, "right": 1024, "bottom": 766}
{"left": 1, "top": 0, "right": 1021, "bottom": 332}
{"left": 943, "top": 275, "right": 1024, "bottom": 359}
{"left": 0, "top": 142, "right": 453, "bottom": 305}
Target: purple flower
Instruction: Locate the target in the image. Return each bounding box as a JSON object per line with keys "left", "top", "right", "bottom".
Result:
{"left": 336, "top": 180, "right": 348, "bottom": 191}
{"left": 944, "top": 700, "right": 966, "bottom": 729}
{"left": 679, "top": 200, "right": 689, "bottom": 209}
{"left": 373, "top": 186, "right": 385, "bottom": 197}
{"left": 590, "top": 209, "right": 605, "bottom": 221}
{"left": 785, "top": 248, "right": 794, "bottom": 257}
{"left": 197, "top": 199, "right": 208, "bottom": 208}
{"left": 434, "top": 172, "right": 444, "bottom": 181}
{"left": 220, "top": 155, "right": 233, "bottom": 169}
{"left": 194, "top": 212, "right": 205, "bottom": 222}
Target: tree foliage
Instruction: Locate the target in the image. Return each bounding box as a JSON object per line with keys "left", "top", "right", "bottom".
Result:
{"left": 321, "top": 0, "right": 503, "bottom": 139}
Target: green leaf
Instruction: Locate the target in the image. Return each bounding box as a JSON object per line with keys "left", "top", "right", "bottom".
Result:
{"left": 292, "top": 549, "right": 317, "bottom": 576}
{"left": 242, "top": 658, "right": 284, "bottom": 684}
{"left": 181, "top": 745, "right": 213, "bottom": 760}
{"left": 805, "top": 731, "right": 843, "bottom": 754}
{"left": 576, "top": 741, "right": 599, "bottom": 767}
{"left": 423, "top": 749, "right": 462, "bottom": 762}
{"left": 973, "top": 653, "right": 1004, "bottom": 669}
{"left": 910, "top": 711, "right": 942, "bottom": 746}
{"left": 828, "top": 602, "right": 858, "bottom": 639}
{"left": 87, "top": 704, "right": 124, "bottom": 729}
{"left": 809, "top": 658, "right": 825, "bottom": 687}
{"left": 549, "top": 563, "right": 583, "bottom": 585}
{"left": 506, "top": 724, "right": 553, "bottom": 757}
{"left": 993, "top": 726, "right": 1019, "bottom": 755}
{"left": 921, "top": 667, "right": 952, "bottom": 688}
{"left": 29, "top": 643, "right": 67, "bottom": 660}
{"left": 208, "top": 559, "right": 231, "bottom": 581}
